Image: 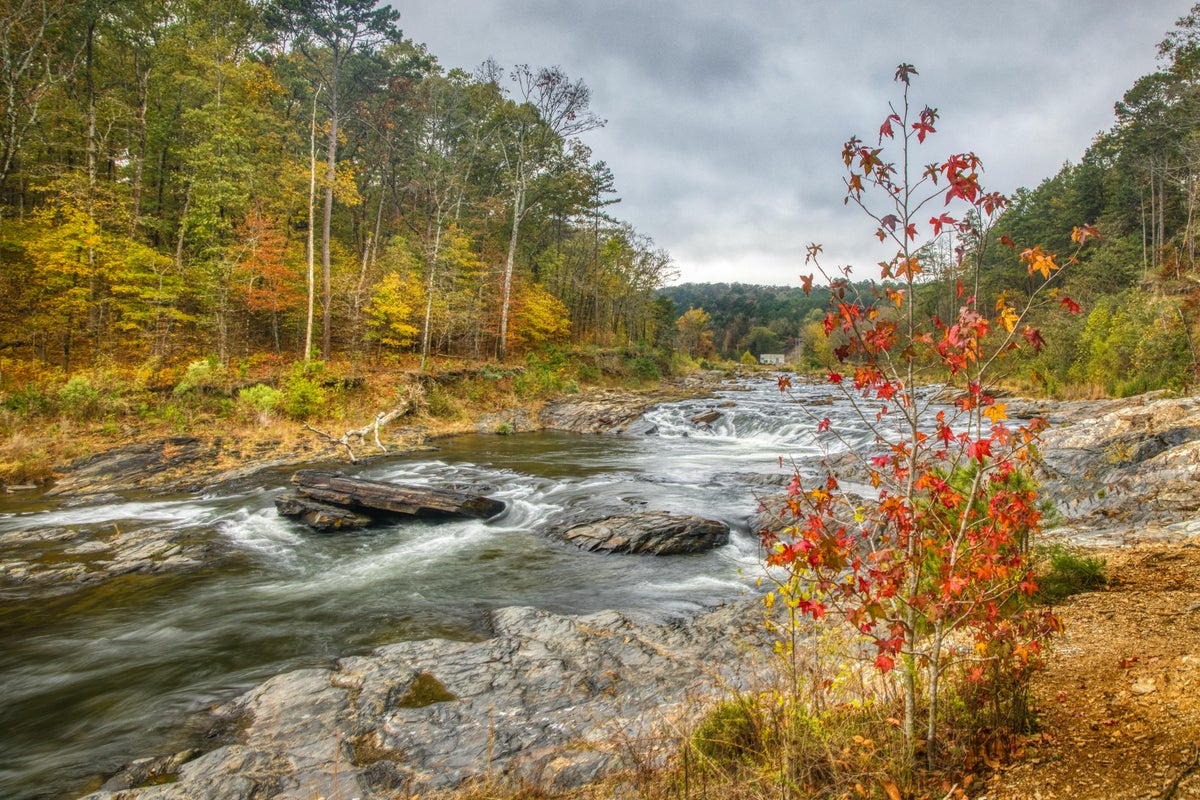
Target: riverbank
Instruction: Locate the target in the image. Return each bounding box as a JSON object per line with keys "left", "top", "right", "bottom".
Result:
{"left": 3, "top": 365, "right": 732, "bottom": 499}
{"left": 8, "top": 383, "right": 1200, "bottom": 800}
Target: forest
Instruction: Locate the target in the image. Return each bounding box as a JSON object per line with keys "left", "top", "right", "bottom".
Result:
{"left": 3, "top": 0, "right": 1200, "bottom": 426}
{"left": 0, "top": 0, "right": 678, "bottom": 379}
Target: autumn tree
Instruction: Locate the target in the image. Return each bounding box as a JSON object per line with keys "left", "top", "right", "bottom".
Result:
{"left": 763, "top": 65, "right": 1094, "bottom": 770}
{"left": 488, "top": 62, "right": 604, "bottom": 360}
{"left": 270, "top": 0, "right": 402, "bottom": 358}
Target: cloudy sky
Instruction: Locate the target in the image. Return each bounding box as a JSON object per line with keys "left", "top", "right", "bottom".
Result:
{"left": 396, "top": 0, "right": 1193, "bottom": 286}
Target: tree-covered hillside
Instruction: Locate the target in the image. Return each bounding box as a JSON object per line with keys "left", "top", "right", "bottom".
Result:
{"left": 0, "top": 0, "right": 674, "bottom": 373}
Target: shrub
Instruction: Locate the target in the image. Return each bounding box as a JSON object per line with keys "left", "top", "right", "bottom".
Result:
{"left": 283, "top": 374, "right": 326, "bottom": 421}
{"left": 59, "top": 375, "right": 101, "bottom": 419}
{"left": 238, "top": 384, "right": 284, "bottom": 426}
{"left": 173, "top": 358, "right": 220, "bottom": 396}
{"left": 1034, "top": 544, "right": 1107, "bottom": 603}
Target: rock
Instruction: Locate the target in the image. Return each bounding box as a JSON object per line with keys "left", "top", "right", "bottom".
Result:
{"left": 273, "top": 493, "right": 373, "bottom": 531}
{"left": 616, "top": 418, "right": 659, "bottom": 436}
{"left": 47, "top": 437, "right": 219, "bottom": 496}
{"left": 0, "top": 524, "right": 219, "bottom": 594}
{"left": 83, "top": 600, "right": 773, "bottom": 799}
{"left": 690, "top": 410, "right": 722, "bottom": 425}
{"left": 1130, "top": 678, "right": 1157, "bottom": 695}
{"left": 1033, "top": 395, "right": 1200, "bottom": 538}
{"left": 554, "top": 511, "right": 730, "bottom": 555}
{"left": 286, "top": 470, "right": 505, "bottom": 522}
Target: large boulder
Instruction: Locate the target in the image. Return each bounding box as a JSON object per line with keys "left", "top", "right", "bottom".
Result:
{"left": 555, "top": 511, "right": 730, "bottom": 555}
{"left": 277, "top": 470, "right": 505, "bottom": 530}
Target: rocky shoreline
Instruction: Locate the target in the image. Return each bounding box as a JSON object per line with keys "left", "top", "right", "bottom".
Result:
{"left": 8, "top": 382, "right": 1200, "bottom": 799}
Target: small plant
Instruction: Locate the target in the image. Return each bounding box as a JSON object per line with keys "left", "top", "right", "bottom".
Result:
{"left": 690, "top": 695, "right": 766, "bottom": 766}
{"left": 173, "top": 358, "right": 220, "bottom": 396}
{"left": 1034, "top": 543, "right": 1107, "bottom": 603}
{"left": 238, "top": 384, "right": 284, "bottom": 426}
{"left": 762, "top": 64, "right": 1095, "bottom": 772}
{"left": 283, "top": 374, "right": 326, "bottom": 420}
{"left": 495, "top": 421, "right": 515, "bottom": 435}
{"left": 740, "top": 350, "right": 758, "bottom": 366}
{"left": 59, "top": 375, "right": 101, "bottom": 419}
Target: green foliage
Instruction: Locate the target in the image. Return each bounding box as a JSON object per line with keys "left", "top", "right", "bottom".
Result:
{"left": 739, "top": 350, "right": 758, "bottom": 366}
{"left": 282, "top": 364, "right": 327, "bottom": 420}
{"left": 1034, "top": 544, "right": 1108, "bottom": 603}
{"left": 690, "top": 696, "right": 765, "bottom": 766}
{"left": 1070, "top": 290, "right": 1192, "bottom": 395}
{"left": 59, "top": 376, "right": 102, "bottom": 420}
{"left": 237, "top": 384, "right": 284, "bottom": 425}
{"left": 174, "top": 359, "right": 221, "bottom": 396}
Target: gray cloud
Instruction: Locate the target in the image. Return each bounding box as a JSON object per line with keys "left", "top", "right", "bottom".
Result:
{"left": 398, "top": 0, "right": 1192, "bottom": 285}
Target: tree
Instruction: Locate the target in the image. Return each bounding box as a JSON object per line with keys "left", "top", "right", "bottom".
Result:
{"left": 271, "top": 0, "right": 401, "bottom": 358}
{"left": 675, "top": 307, "right": 715, "bottom": 359}
{"left": 763, "top": 65, "right": 1090, "bottom": 770}
{"left": 490, "top": 62, "right": 604, "bottom": 360}
{"left": 0, "top": 0, "right": 75, "bottom": 193}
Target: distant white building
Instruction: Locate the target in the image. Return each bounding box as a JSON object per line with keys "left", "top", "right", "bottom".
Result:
{"left": 759, "top": 353, "right": 786, "bottom": 365}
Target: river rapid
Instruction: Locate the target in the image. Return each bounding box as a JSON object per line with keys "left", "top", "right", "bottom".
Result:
{"left": 0, "top": 377, "right": 865, "bottom": 800}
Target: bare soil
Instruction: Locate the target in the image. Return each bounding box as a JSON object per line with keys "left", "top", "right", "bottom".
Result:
{"left": 984, "top": 540, "right": 1200, "bottom": 800}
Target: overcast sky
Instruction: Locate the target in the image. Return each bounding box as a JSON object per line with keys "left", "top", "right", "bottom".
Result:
{"left": 395, "top": 1, "right": 1194, "bottom": 286}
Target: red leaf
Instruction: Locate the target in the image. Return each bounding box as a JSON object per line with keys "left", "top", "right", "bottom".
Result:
{"left": 875, "top": 653, "right": 895, "bottom": 672}
{"left": 930, "top": 213, "right": 955, "bottom": 236}
{"left": 817, "top": 417, "right": 832, "bottom": 432}
{"left": 1023, "top": 326, "right": 1046, "bottom": 353}
{"left": 827, "top": 371, "right": 843, "bottom": 384}
{"left": 800, "top": 273, "right": 814, "bottom": 295}
{"left": 1061, "top": 296, "right": 1081, "bottom": 314}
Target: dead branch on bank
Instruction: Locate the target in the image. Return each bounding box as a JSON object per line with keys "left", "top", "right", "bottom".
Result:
{"left": 304, "top": 384, "right": 425, "bottom": 462}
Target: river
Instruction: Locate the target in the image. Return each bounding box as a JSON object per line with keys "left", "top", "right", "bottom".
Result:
{"left": 0, "top": 376, "right": 864, "bottom": 800}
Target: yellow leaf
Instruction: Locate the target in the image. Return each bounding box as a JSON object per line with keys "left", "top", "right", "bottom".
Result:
{"left": 984, "top": 403, "right": 1008, "bottom": 423}
{"left": 996, "top": 305, "right": 1019, "bottom": 333}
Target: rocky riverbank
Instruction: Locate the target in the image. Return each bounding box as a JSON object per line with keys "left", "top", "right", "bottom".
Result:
{"left": 10, "top": 384, "right": 1200, "bottom": 799}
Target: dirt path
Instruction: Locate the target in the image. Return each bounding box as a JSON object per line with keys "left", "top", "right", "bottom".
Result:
{"left": 985, "top": 540, "right": 1200, "bottom": 799}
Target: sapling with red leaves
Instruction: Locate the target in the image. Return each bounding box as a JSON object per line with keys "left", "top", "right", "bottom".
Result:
{"left": 762, "top": 63, "right": 1097, "bottom": 768}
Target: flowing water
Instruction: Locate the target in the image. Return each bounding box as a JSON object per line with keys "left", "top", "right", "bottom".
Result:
{"left": 0, "top": 377, "right": 867, "bottom": 800}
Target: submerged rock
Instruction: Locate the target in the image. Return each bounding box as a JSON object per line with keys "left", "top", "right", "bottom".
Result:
{"left": 555, "top": 511, "right": 731, "bottom": 555}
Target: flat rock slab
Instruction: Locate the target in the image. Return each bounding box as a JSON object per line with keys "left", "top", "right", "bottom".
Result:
{"left": 273, "top": 493, "right": 373, "bottom": 531}
{"left": 83, "top": 601, "right": 773, "bottom": 800}
{"left": 556, "top": 511, "right": 730, "bottom": 555}
{"left": 281, "top": 470, "right": 505, "bottom": 527}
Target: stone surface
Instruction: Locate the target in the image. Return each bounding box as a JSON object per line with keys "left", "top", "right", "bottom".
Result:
{"left": 0, "top": 522, "right": 219, "bottom": 594}
{"left": 285, "top": 470, "right": 506, "bottom": 522}
{"left": 47, "top": 437, "right": 220, "bottom": 497}
{"left": 272, "top": 492, "right": 373, "bottom": 531}
{"left": 554, "top": 511, "right": 731, "bottom": 555}
{"left": 82, "top": 600, "right": 772, "bottom": 800}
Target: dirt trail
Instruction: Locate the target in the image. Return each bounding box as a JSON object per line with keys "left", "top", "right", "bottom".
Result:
{"left": 986, "top": 541, "right": 1200, "bottom": 799}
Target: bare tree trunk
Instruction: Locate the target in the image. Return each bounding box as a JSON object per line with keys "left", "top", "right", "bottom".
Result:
{"left": 321, "top": 84, "right": 339, "bottom": 359}
{"left": 129, "top": 52, "right": 150, "bottom": 240}
{"left": 499, "top": 180, "right": 524, "bottom": 361}
{"left": 304, "top": 87, "right": 321, "bottom": 362}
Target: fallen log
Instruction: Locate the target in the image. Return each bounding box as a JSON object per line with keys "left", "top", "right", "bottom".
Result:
{"left": 288, "top": 470, "right": 506, "bottom": 520}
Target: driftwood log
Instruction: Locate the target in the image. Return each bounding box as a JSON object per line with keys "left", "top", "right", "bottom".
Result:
{"left": 275, "top": 470, "right": 505, "bottom": 530}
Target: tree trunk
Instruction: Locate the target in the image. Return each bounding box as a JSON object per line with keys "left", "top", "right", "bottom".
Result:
{"left": 499, "top": 179, "right": 525, "bottom": 361}
{"left": 321, "top": 83, "right": 338, "bottom": 359}
{"left": 305, "top": 87, "right": 321, "bottom": 362}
